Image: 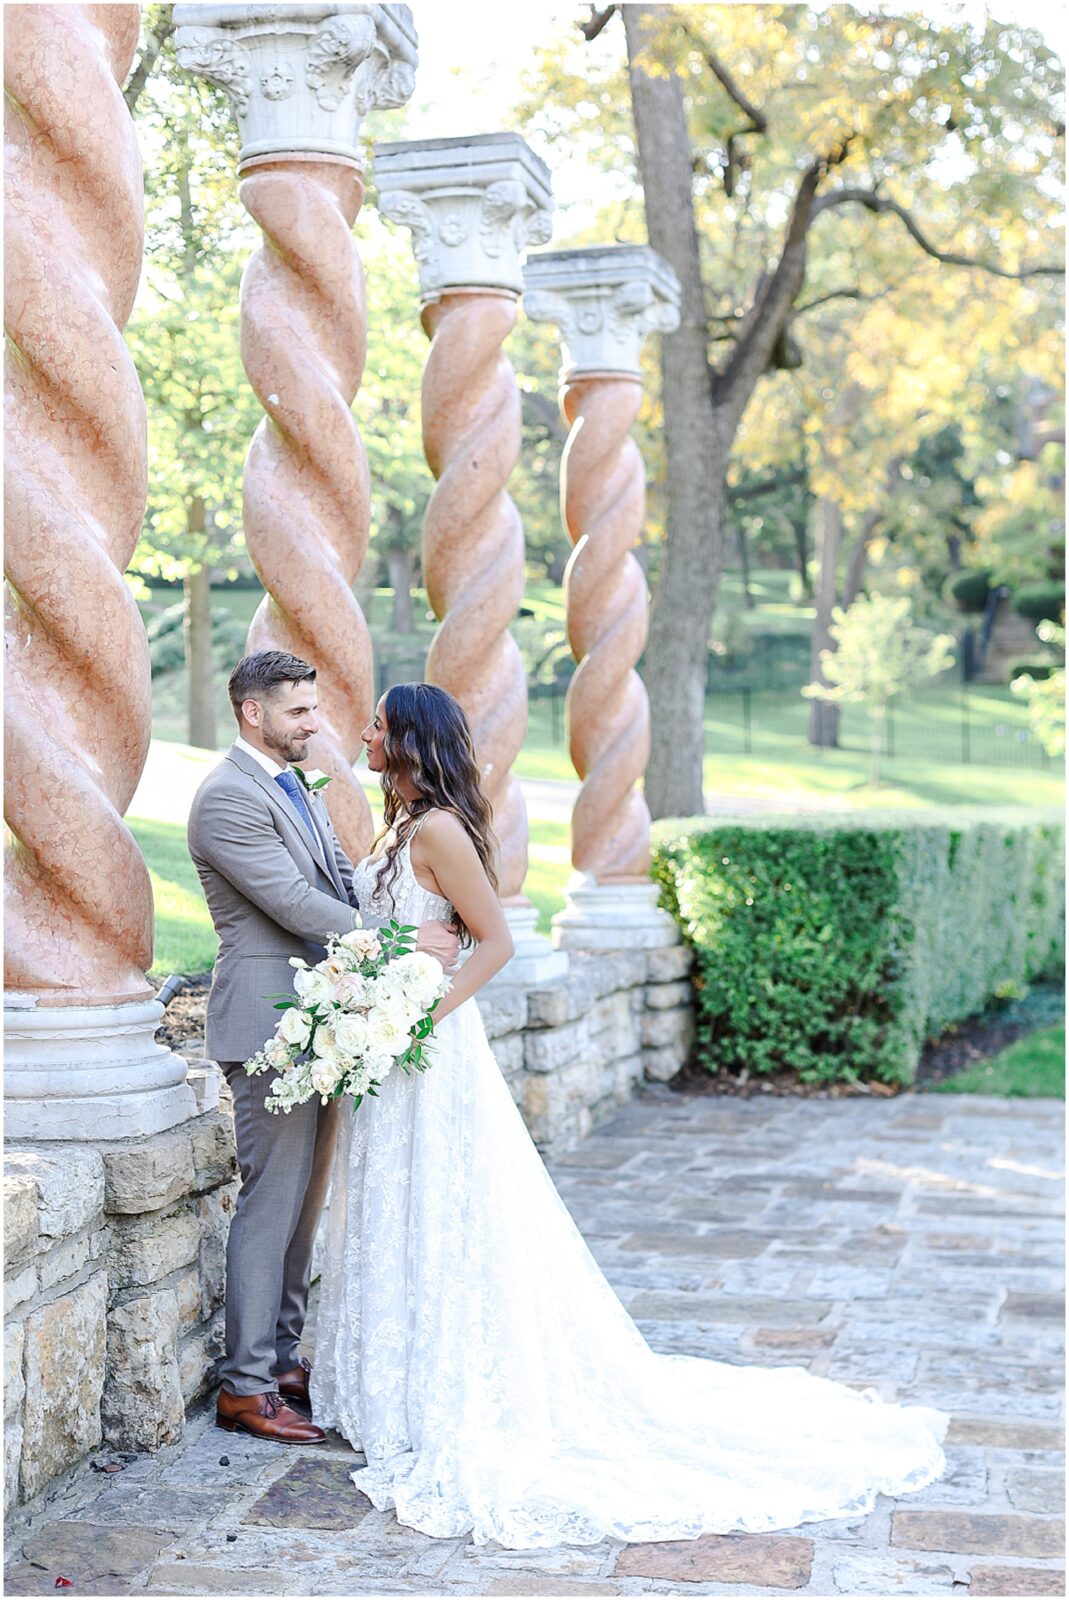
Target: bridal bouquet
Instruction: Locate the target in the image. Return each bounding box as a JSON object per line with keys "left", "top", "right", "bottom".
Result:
{"left": 245, "top": 921, "right": 450, "bottom": 1114}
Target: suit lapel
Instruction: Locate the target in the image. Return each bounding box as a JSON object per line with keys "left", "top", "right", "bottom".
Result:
{"left": 305, "top": 787, "right": 349, "bottom": 901}
{"left": 225, "top": 747, "right": 338, "bottom": 891}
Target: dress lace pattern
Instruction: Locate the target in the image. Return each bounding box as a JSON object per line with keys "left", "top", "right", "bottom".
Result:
{"left": 310, "top": 840, "right": 947, "bottom": 1549}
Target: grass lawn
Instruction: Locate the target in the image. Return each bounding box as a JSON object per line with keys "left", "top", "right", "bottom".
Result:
{"left": 931, "top": 1025, "right": 1066, "bottom": 1099}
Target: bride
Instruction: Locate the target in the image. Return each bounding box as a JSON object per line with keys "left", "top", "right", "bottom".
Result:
{"left": 311, "top": 682, "right": 947, "bottom": 1550}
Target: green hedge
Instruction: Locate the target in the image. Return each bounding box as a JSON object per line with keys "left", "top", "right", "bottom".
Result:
{"left": 947, "top": 571, "right": 991, "bottom": 613}
{"left": 1014, "top": 583, "right": 1065, "bottom": 623}
{"left": 651, "top": 811, "right": 1065, "bottom": 1087}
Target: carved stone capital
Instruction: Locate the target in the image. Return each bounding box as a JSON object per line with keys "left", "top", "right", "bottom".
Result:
{"left": 173, "top": 3, "right": 418, "bottom": 168}
{"left": 524, "top": 245, "right": 680, "bottom": 381}
{"left": 375, "top": 133, "right": 553, "bottom": 299}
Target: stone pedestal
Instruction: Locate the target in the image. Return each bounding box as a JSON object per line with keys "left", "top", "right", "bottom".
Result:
{"left": 489, "top": 904, "right": 569, "bottom": 988}
{"left": 4, "top": 1000, "right": 197, "bottom": 1142}
{"left": 551, "top": 878, "right": 680, "bottom": 952}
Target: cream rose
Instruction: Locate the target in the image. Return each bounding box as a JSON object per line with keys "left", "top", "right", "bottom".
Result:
{"left": 333, "top": 972, "right": 370, "bottom": 1010}
{"left": 265, "top": 1036, "right": 292, "bottom": 1070}
{"left": 310, "top": 1054, "right": 344, "bottom": 1097}
{"left": 277, "top": 1007, "right": 312, "bottom": 1049}
{"left": 340, "top": 928, "right": 382, "bottom": 961}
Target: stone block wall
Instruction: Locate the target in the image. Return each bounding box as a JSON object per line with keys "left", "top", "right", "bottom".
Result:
{"left": 3, "top": 1068, "right": 237, "bottom": 1517}
{"left": 478, "top": 944, "right": 695, "bottom": 1153}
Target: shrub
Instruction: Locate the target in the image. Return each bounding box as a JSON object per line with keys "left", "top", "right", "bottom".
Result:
{"left": 1008, "top": 659, "right": 1057, "bottom": 682}
{"left": 651, "top": 811, "right": 1065, "bottom": 1087}
{"left": 1014, "top": 583, "right": 1066, "bottom": 623}
{"left": 947, "top": 571, "right": 991, "bottom": 613}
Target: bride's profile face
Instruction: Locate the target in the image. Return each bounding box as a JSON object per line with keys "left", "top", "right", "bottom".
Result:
{"left": 360, "top": 699, "right": 388, "bottom": 773}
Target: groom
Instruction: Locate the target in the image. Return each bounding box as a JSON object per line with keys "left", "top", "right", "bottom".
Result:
{"left": 188, "top": 650, "right": 457, "bottom": 1443}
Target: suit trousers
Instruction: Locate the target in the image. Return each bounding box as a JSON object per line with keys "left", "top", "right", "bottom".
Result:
{"left": 219, "top": 1061, "right": 340, "bottom": 1395}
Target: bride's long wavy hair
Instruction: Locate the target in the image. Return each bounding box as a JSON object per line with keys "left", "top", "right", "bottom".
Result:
{"left": 372, "top": 682, "right": 498, "bottom": 944}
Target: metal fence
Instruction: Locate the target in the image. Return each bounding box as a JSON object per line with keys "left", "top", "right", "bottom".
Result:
{"left": 374, "top": 651, "right": 1056, "bottom": 772}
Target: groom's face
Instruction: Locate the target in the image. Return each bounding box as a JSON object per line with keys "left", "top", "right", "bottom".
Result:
{"left": 245, "top": 680, "right": 319, "bottom": 764}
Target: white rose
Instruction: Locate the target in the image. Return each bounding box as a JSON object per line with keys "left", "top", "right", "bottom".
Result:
{"left": 277, "top": 1007, "right": 312, "bottom": 1048}
{"left": 293, "top": 967, "right": 334, "bottom": 1008}
{"left": 390, "top": 950, "right": 448, "bottom": 1008}
{"left": 332, "top": 1011, "right": 370, "bottom": 1058}
{"left": 366, "top": 1006, "right": 412, "bottom": 1058}
{"left": 340, "top": 928, "right": 382, "bottom": 962}
{"left": 311, "top": 1019, "right": 340, "bottom": 1058}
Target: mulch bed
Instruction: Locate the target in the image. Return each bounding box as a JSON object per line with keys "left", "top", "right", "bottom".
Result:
{"left": 153, "top": 973, "right": 211, "bottom": 1052}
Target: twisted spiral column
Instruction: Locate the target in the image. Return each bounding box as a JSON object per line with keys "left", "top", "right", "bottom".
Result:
{"left": 560, "top": 379, "right": 651, "bottom": 882}
{"left": 174, "top": 4, "right": 419, "bottom": 866}
{"left": 525, "top": 243, "right": 681, "bottom": 950}
{"left": 4, "top": 4, "right": 155, "bottom": 1006}
{"left": 420, "top": 290, "right": 529, "bottom": 900}
{"left": 240, "top": 157, "right": 374, "bottom": 861}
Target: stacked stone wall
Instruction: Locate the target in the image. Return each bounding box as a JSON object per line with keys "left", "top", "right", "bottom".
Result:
{"left": 4, "top": 1069, "right": 237, "bottom": 1516}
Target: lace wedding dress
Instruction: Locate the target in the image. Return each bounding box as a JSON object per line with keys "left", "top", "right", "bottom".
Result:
{"left": 311, "top": 837, "right": 947, "bottom": 1549}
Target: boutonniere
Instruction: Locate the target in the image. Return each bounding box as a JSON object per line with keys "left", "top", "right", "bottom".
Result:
{"left": 293, "top": 766, "right": 331, "bottom": 795}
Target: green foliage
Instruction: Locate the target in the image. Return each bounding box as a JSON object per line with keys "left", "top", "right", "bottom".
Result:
{"left": 127, "top": 29, "right": 260, "bottom": 584}
{"left": 948, "top": 571, "right": 992, "bottom": 613}
{"left": 1014, "top": 582, "right": 1066, "bottom": 622}
{"left": 652, "top": 811, "right": 1065, "bottom": 1087}
{"left": 804, "top": 594, "right": 956, "bottom": 781}
{"left": 931, "top": 1023, "right": 1065, "bottom": 1099}
{"left": 145, "top": 601, "right": 247, "bottom": 678}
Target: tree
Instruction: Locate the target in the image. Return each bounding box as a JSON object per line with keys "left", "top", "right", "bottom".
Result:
{"left": 523, "top": 5, "right": 1063, "bottom": 814}
{"left": 125, "top": 9, "right": 259, "bottom": 748}
{"left": 803, "top": 593, "right": 955, "bottom": 784}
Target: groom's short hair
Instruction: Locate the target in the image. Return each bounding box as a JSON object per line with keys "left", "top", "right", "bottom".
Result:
{"left": 228, "top": 651, "right": 317, "bottom": 721}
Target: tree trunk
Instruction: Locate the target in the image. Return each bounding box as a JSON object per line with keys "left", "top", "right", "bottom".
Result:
{"left": 737, "top": 521, "right": 755, "bottom": 608}
{"left": 808, "top": 494, "right": 841, "bottom": 748}
{"left": 624, "top": 5, "right": 836, "bottom": 813}
{"left": 794, "top": 520, "right": 812, "bottom": 599}
{"left": 387, "top": 543, "right": 414, "bottom": 634}
{"left": 624, "top": 6, "right": 727, "bottom": 819}
{"left": 184, "top": 504, "right": 215, "bottom": 750}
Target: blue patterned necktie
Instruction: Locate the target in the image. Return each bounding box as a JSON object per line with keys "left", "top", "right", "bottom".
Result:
{"left": 275, "top": 769, "right": 318, "bottom": 846}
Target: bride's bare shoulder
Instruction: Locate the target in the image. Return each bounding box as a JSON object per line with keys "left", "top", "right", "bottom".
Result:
{"left": 414, "top": 808, "right": 471, "bottom": 850}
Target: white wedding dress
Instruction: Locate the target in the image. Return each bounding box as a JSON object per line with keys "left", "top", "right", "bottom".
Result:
{"left": 311, "top": 837, "right": 947, "bottom": 1549}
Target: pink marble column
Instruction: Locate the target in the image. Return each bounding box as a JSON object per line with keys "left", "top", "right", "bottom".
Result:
{"left": 4, "top": 3, "right": 195, "bottom": 1137}
{"left": 175, "top": 4, "right": 418, "bottom": 863}
{"left": 378, "top": 135, "right": 566, "bottom": 984}
{"left": 526, "top": 246, "right": 682, "bottom": 950}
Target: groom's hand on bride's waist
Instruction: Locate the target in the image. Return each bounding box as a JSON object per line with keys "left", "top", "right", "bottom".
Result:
{"left": 415, "top": 919, "right": 459, "bottom": 974}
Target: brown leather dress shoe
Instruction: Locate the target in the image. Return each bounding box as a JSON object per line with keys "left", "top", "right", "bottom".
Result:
{"left": 275, "top": 1360, "right": 311, "bottom": 1409}
{"left": 216, "top": 1388, "right": 325, "bottom": 1444}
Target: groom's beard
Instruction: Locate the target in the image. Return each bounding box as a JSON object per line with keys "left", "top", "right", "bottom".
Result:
{"left": 262, "top": 718, "right": 311, "bottom": 766}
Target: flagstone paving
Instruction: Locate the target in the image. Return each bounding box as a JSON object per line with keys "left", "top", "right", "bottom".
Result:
{"left": 5, "top": 1089, "right": 1064, "bottom": 1598}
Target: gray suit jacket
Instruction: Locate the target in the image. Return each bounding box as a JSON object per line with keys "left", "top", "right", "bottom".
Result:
{"left": 187, "top": 744, "right": 360, "bottom": 1062}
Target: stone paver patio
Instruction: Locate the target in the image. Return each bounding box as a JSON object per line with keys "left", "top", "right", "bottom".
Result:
{"left": 5, "top": 1088, "right": 1064, "bottom": 1598}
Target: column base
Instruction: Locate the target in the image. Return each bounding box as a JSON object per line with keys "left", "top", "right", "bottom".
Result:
{"left": 487, "top": 903, "right": 569, "bottom": 988}
{"left": 3, "top": 996, "right": 197, "bottom": 1140}
{"left": 552, "top": 876, "right": 680, "bottom": 950}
